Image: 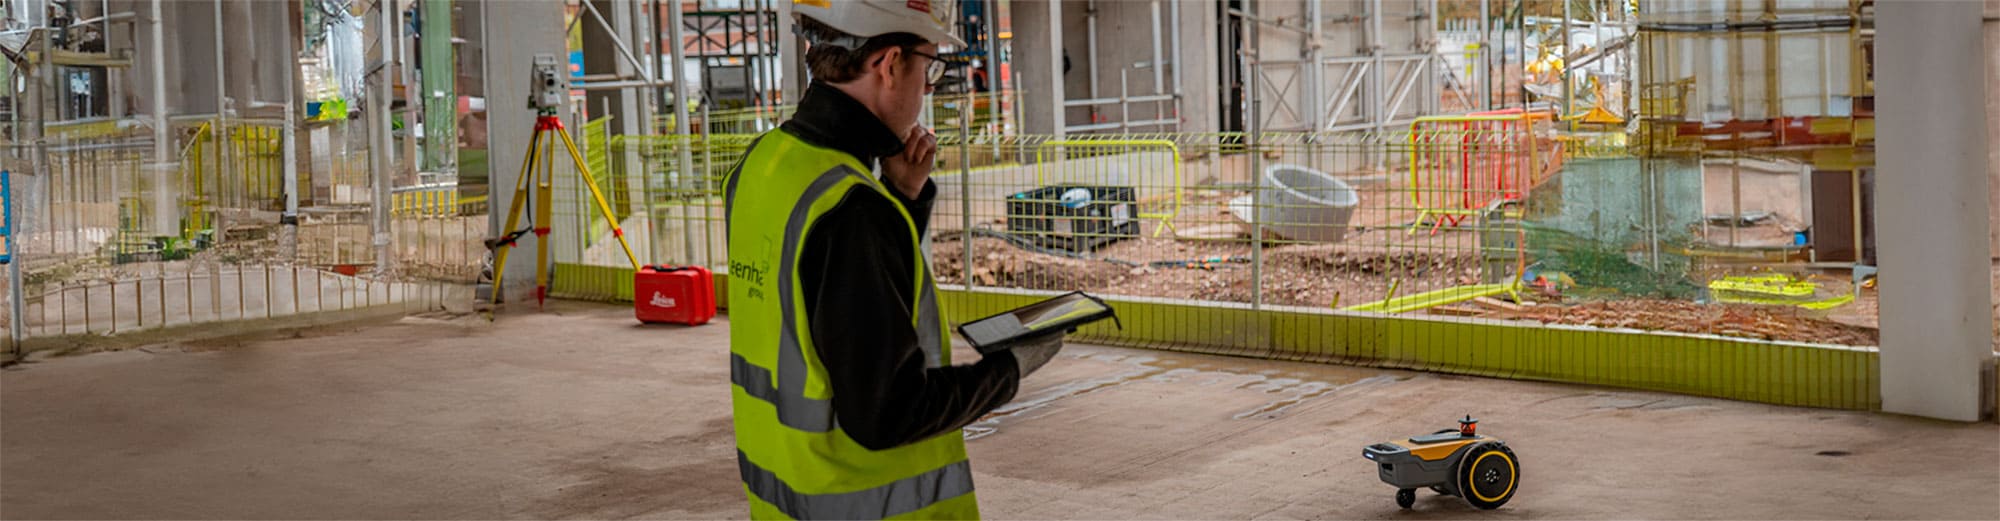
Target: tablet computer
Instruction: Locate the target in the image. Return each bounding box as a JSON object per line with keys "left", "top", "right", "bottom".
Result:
{"left": 956, "top": 291, "right": 1119, "bottom": 355}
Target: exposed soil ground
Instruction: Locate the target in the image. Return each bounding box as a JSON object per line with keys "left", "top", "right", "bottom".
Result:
{"left": 1496, "top": 299, "right": 1880, "bottom": 346}
{"left": 930, "top": 172, "right": 1902, "bottom": 346}
{"left": 933, "top": 233, "right": 1891, "bottom": 346}
{"left": 931, "top": 236, "right": 1481, "bottom": 309}
{"left": 928, "top": 182, "right": 1894, "bottom": 347}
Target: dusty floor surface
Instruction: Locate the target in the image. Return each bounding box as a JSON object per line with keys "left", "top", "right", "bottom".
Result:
{"left": 3, "top": 302, "right": 1996, "bottom": 520}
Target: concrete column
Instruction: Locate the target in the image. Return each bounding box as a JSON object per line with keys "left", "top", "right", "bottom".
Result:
{"left": 1368, "top": 0, "right": 1383, "bottom": 132}
{"left": 258, "top": 1, "right": 293, "bottom": 103}
{"left": 458, "top": 1, "right": 488, "bottom": 97}
{"left": 1985, "top": 0, "right": 1999, "bottom": 260}
{"left": 1010, "top": 0, "right": 1068, "bottom": 136}
{"left": 1306, "top": 0, "right": 1324, "bottom": 131}
{"left": 481, "top": 0, "right": 571, "bottom": 303}
{"left": 776, "top": 0, "right": 800, "bottom": 102}
{"left": 141, "top": 0, "right": 176, "bottom": 237}
{"left": 223, "top": 1, "right": 257, "bottom": 106}
{"left": 1046, "top": 0, "right": 1065, "bottom": 138}
{"left": 369, "top": 0, "right": 399, "bottom": 272}
{"left": 283, "top": 0, "right": 303, "bottom": 230}
{"left": 1012, "top": 0, "right": 1050, "bottom": 134}
{"left": 167, "top": 0, "right": 221, "bottom": 115}
{"left": 1175, "top": 1, "right": 1219, "bottom": 134}
{"left": 1875, "top": 2, "right": 1997, "bottom": 422}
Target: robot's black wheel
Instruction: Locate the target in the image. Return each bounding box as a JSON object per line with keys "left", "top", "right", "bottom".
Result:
{"left": 1395, "top": 488, "right": 1416, "bottom": 509}
{"left": 1454, "top": 442, "right": 1519, "bottom": 510}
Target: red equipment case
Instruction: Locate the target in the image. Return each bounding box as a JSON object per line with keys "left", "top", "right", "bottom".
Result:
{"left": 635, "top": 265, "right": 715, "bottom": 325}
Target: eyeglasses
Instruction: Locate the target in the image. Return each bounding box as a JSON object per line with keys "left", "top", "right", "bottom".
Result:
{"left": 904, "top": 49, "right": 954, "bottom": 86}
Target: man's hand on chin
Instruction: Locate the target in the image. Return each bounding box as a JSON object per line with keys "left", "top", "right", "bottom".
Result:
{"left": 881, "top": 126, "right": 937, "bottom": 199}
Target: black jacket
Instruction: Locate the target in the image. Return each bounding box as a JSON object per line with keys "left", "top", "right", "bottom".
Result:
{"left": 781, "top": 83, "right": 1021, "bottom": 451}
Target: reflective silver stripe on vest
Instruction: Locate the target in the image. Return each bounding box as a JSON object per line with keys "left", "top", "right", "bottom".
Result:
{"left": 739, "top": 450, "right": 974, "bottom": 520}
{"left": 914, "top": 276, "right": 944, "bottom": 368}
{"left": 730, "top": 353, "right": 784, "bottom": 408}
{"left": 769, "top": 166, "right": 867, "bottom": 433}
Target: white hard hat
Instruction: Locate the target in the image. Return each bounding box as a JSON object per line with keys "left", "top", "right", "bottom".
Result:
{"left": 792, "top": 0, "right": 965, "bottom": 49}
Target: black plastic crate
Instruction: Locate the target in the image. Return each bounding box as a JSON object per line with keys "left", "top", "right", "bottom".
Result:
{"left": 1004, "top": 185, "right": 1140, "bottom": 252}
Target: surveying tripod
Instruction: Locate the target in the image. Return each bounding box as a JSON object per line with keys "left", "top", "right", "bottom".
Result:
{"left": 490, "top": 58, "right": 640, "bottom": 306}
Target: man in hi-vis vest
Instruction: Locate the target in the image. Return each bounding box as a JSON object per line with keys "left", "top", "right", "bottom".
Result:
{"left": 724, "top": 1, "right": 1064, "bottom": 519}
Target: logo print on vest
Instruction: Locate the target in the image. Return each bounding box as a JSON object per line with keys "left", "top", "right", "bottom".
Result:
{"left": 731, "top": 235, "right": 776, "bottom": 301}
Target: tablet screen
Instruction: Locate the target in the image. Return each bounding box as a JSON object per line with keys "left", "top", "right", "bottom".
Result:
{"left": 1014, "top": 294, "right": 1111, "bottom": 333}
{"left": 958, "top": 292, "right": 1114, "bottom": 351}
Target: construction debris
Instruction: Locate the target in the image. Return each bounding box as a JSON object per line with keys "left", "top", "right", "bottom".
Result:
{"left": 1496, "top": 299, "right": 1879, "bottom": 346}
{"left": 930, "top": 231, "right": 1880, "bottom": 346}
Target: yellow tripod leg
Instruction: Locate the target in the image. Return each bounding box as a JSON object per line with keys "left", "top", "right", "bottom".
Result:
{"left": 557, "top": 128, "right": 641, "bottom": 269}
{"left": 534, "top": 129, "right": 556, "bottom": 306}
{"left": 490, "top": 125, "right": 542, "bottom": 305}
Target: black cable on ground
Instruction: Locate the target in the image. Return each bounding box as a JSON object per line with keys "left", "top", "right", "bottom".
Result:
{"left": 1147, "top": 256, "right": 1252, "bottom": 269}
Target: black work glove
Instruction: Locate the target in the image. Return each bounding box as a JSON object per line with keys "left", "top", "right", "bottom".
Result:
{"left": 1007, "top": 332, "right": 1065, "bottom": 379}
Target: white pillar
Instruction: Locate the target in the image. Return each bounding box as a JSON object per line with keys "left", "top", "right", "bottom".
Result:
{"left": 371, "top": 0, "right": 399, "bottom": 273}
{"left": 482, "top": 0, "right": 570, "bottom": 303}
{"left": 1985, "top": 0, "right": 2000, "bottom": 260}
{"left": 146, "top": 0, "right": 175, "bottom": 237}
{"left": 1048, "top": 0, "right": 1065, "bottom": 139}
{"left": 1368, "top": 0, "right": 1384, "bottom": 132}
{"left": 1479, "top": 0, "right": 1489, "bottom": 110}
{"left": 776, "top": 0, "right": 800, "bottom": 102}
{"left": 1175, "top": 1, "right": 1218, "bottom": 135}
{"left": 1305, "top": 0, "right": 1322, "bottom": 130}
{"left": 1010, "top": 0, "right": 1060, "bottom": 135}
{"left": 1875, "top": 1, "right": 1997, "bottom": 422}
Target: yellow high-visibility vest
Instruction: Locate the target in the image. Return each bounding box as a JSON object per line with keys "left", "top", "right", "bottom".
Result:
{"left": 724, "top": 128, "right": 977, "bottom": 520}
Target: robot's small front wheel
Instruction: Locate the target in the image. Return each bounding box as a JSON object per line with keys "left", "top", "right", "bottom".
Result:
{"left": 1395, "top": 488, "right": 1416, "bottom": 509}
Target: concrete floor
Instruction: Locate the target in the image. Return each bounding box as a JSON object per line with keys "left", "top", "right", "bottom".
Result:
{"left": 3, "top": 302, "right": 1995, "bottom": 520}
